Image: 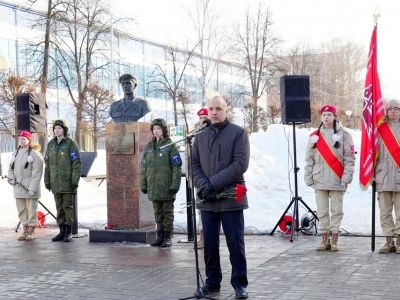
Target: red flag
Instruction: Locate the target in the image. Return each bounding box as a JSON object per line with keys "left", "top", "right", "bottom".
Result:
{"left": 359, "top": 25, "right": 385, "bottom": 188}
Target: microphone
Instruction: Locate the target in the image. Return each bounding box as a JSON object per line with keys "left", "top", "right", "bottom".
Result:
{"left": 202, "top": 119, "right": 211, "bottom": 128}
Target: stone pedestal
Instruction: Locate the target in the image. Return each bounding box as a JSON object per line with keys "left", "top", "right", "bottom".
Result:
{"left": 89, "top": 122, "right": 156, "bottom": 243}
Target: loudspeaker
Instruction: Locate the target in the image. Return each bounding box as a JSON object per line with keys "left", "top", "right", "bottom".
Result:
{"left": 16, "top": 93, "right": 46, "bottom": 133}
{"left": 280, "top": 75, "right": 310, "bottom": 124}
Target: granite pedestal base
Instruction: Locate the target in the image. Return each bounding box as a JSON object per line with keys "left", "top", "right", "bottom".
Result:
{"left": 89, "top": 228, "right": 156, "bottom": 244}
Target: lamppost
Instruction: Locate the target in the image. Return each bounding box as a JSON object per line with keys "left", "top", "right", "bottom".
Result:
{"left": 345, "top": 110, "right": 352, "bottom": 128}
{"left": 274, "top": 58, "right": 293, "bottom": 75}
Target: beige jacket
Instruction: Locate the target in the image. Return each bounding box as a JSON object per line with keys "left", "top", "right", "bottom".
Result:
{"left": 8, "top": 144, "right": 44, "bottom": 198}
{"left": 375, "top": 121, "right": 400, "bottom": 192}
{"left": 304, "top": 125, "right": 355, "bottom": 191}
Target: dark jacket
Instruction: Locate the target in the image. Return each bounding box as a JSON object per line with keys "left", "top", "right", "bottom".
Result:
{"left": 140, "top": 137, "right": 182, "bottom": 201}
{"left": 192, "top": 120, "right": 250, "bottom": 212}
{"left": 44, "top": 137, "right": 81, "bottom": 193}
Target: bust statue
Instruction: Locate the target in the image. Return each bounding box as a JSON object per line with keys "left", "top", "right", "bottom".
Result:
{"left": 110, "top": 74, "right": 150, "bottom": 122}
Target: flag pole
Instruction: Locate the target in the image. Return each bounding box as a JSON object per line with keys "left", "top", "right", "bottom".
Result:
{"left": 372, "top": 180, "right": 376, "bottom": 252}
{"left": 371, "top": 12, "right": 379, "bottom": 252}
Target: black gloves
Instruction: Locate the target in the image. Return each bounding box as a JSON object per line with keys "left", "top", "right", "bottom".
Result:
{"left": 141, "top": 189, "right": 147, "bottom": 194}
{"left": 45, "top": 183, "right": 51, "bottom": 191}
{"left": 197, "top": 187, "right": 218, "bottom": 201}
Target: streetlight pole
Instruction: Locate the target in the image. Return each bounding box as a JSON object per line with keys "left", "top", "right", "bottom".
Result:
{"left": 274, "top": 58, "right": 293, "bottom": 75}
{"left": 345, "top": 110, "right": 352, "bottom": 128}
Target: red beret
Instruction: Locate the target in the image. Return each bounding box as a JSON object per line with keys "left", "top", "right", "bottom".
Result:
{"left": 19, "top": 130, "right": 32, "bottom": 141}
{"left": 197, "top": 107, "right": 208, "bottom": 117}
{"left": 320, "top": 105, "right": 337, "bottom": 115}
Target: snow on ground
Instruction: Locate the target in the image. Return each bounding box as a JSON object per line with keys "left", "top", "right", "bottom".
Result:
{"left": 0, "top": 124, "right": 379, "bottom": 235}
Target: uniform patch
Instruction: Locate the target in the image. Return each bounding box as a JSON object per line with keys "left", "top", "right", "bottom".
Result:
{"left": 70, "top": 151, "right": 79, "bottom": 161}
{"left": 171, "top": 154, "right": 182, "bottom": 166}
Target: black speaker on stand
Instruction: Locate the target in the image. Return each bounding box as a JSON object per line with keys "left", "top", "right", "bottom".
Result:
{"left": 271, "top": 75, "right": 318, "bottom": 241}
{"left": 16, "top": 93, "right": 46, "bottom": 133}
{"left": 280, "top": 75, "right": 310, "bottom": 124}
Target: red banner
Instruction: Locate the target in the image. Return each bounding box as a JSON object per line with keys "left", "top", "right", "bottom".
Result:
{"left": 359, "top": 25, "right": 385, "bottom": 188}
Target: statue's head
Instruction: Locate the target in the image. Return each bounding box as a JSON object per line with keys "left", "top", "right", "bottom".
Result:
{"left": 119, "top": 74, "right": 137, "bottom": 95}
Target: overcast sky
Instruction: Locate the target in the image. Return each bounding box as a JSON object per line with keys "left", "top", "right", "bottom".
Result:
{"left": 112, "top": 0, "right": 400, "bottom": 99}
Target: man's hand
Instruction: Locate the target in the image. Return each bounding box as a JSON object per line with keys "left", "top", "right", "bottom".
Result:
{"left": 28, "top": 190, "right": 35, "bottom": 197}
{"left": 7, "top": 178, "right": 15, "bottom": 186}
{"left": 197, "top": 187, "right": 218, "bottom": 201}
{"left": 141, "top": 189, "right": 147, "bottom": 194}
{"left": 206, "top": 191, "right": 218, "bottom": 201}
{"left": 169, "top": 188, "right": 179, "bottom": 195}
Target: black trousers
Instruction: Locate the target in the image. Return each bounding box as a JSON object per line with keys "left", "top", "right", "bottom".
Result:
{"left": 201, "top": 210, "right": 248, "bottom": 288}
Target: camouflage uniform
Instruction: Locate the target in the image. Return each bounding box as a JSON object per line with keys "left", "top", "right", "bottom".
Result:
{"left": 44, "top": 136, "right": 81, "bottom": 226}
{"left": 140, "top": 136, "right": 182, "bottom": 231}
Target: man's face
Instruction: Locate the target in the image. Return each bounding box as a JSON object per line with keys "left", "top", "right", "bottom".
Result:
{"left": 208, "top": 97, "right": 228, "bottom": 124}
{"left": 53, "top": 125, "right": 65, "bottom": 138}
{"left": 121, "top": 80, "right": 135, "bottom": 95}
{"left": 387, "top": 106, "right": 400, "bottom": 122}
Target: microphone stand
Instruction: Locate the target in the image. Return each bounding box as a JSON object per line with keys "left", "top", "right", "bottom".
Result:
{"left": 161, "top": 125, "right": 216, "bottom": 300}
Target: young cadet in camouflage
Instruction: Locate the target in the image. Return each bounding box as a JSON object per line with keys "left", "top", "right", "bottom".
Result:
{"left": 140, "top": 118, "right": 182, "bottom": 247}
{"left": 44, "top": 120, "right": 81, "bottom": 242}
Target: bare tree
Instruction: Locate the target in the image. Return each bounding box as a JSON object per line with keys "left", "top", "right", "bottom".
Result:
{"left": 188, "top": 0, "right": 222, "bottom": 106}
{"left": 82, "top": 83, "right": 113, "bottom": 152}
{"left": 28, "top": 0, "right": 122, "bottom": 146}
{"left": 242, "top": 104, "right": 268, "bottom": 131}
{"left": 233, "top": 4, "right": 280, "bottom": 132}
{"left": 148, "top": 45, "right": 197, "bottom": 126}
{"left": 0, "top": 75, "right": 35, "bottom": 134}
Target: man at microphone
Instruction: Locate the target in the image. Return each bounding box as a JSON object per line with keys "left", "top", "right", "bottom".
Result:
{"left": 192, "top": 96, "right": 250, "bottom": 299}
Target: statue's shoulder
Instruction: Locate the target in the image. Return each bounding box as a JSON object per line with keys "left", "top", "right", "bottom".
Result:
{"left": 110, "top": 99, "right": 122, "bottom": 109}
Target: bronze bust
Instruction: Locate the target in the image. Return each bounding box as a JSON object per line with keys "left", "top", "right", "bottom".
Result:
{"left": 110, "top": 74, "right": 150, "bottom": 122}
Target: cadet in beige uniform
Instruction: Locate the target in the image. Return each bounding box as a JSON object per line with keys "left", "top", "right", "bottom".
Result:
{"left": 305, "top": 105, "right": 355, "bottom": 251}
{"left": 376, "top": 99, "right": 400, "bottom": 253}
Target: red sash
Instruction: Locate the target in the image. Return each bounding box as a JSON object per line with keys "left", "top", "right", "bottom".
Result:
{"left": 311, "top": 130, "right": 344, "bottom": 179}
{"left": 378, "top": 122, "right": 400, "bottom": 168}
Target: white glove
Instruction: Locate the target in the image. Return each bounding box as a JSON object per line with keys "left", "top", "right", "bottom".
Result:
{"left": 7, "top": 178, "right": 15, "bottom": 185}
{"left": 28, "top": 190, "right": 35, "bottom": 197}
{"left": 308, "top": 184, "right": 315, "bottom": 189}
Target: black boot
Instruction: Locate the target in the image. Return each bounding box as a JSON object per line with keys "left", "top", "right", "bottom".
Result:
{"left": 63, "top": 225, "right": 72, "bottom": 242}
{"left": 52, "top": 224, "right": 65, "bottom": 242}
{"left": 150, "top": 230, "right": 164, "bottom": 247}
{"left": 161, "top": 231, "right": 172, "bottom": 247}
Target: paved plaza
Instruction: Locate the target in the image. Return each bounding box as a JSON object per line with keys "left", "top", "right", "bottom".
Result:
{"left": 0, "top": 227, "right": 399, "bottom": 299}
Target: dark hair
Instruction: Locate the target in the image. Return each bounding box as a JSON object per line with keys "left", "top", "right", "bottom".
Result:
{"left": 312, "top": 122, "right": 323, "bottom": 149}
{"left": 10, "top": 146, "right": 31, "bottom": 170}
{"left": 119, "top": 74, "right": 137, "bottom": 88}
{"left": 312, "top": 120, "right": 340, "bottom": 149}
{"left": 333, "top": 119, "right": 340, "bottom": 149}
